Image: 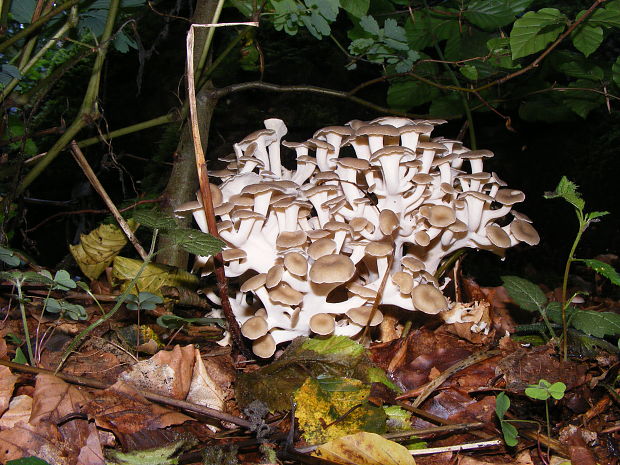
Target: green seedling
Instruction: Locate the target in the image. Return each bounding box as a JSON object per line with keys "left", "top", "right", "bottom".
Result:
{"left": 495, "top": 392, "right": 519, "bottom": 447}
{"left": 0, "top": 246, "right": 20, "bottom": 267}
{"left": 123, "top": 291, "right": 163, "bottom": 311}
{"left": 503, "top": 177, "right": 620, "bottom": 361}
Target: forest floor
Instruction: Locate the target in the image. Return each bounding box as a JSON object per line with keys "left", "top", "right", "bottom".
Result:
{"left": 0, "top": 266, "right": 619, "bottom": 465}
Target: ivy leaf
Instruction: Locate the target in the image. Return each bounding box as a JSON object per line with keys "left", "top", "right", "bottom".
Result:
{"left": 501, "top": 276, "right": 547, "bottom": 312}
{"left": 544, "top": 176, "right": 585, "bottom": 211}
{"left": 340, "top": 0, "right": 369, "bottom": 18}
{"left": 465, "top": 0, "right": 515, "bottom": 30}
{"left": 571, "top": 23, "right": 603, "bottom": 57}
{"left": 571, "top": 310, "right": 620, "bottom": 337}
{"left": 510, "top": 8, "right": 567, "bottom": 60}
{"left": 161, "top": 229, "right": 225, "bottom": 257}
{"left": 133, "top": 209, "right": 179, "bottom": 230}
{"left": 577, "top": 259, "right": 620, "bottom": 286}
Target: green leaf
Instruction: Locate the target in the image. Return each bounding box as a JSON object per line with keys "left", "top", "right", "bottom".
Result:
{"left": 45, "top": 298, "right": 87, "bottom": 320}
{"left": 563, "top": 79, "right": 604, "bottom": 119}
{"left": 501, "top": 276, "right": 547, "bottom": 312}
{"left": 487, "top": 37, "right": 520, "bottom": 69}
{"left": 510, "top": 8, "right": 566, "bottom": 60}
{"left": 571, "top": 310, "right": 620, "bottom": 337}
{"left": 161, "top": 229, "right": 225, "bottom": 257}
{"left": 506, "top": 0, "right": 534, "bottom": 15}
{"left": 124, "top": 291, "right": 164, "bottom": 311}
{"left": 10, "top": 0, "right": 37, "bottom": 24}
{"left": 557, "top": 60, "right": 604, "bottom": 80}
{"left": 360, "top": 15, "right": 380, "bottom": 35}
{"left": 133, "top": 209, "right": 178, "bottom": 230}
{"left": 301, "top": 335, "right": 366, "bottom": 357}
{"left": 0, "top": 246, "right": 21, "bottom": 266}
{"left": 586, "top": 211, "right": 610, "bottom": 221}
{"left": 571, "top": 23, "right": 603, "bottom": 57}
{"left": 548, "top": 382, "right": 566, "bottom": 400}
{"left": 0, "top": 64, "right": 22, "bottom": 86}
{"left": 525, "top": 379, "right": 552, "bottom": 400}
{"left": 465, "top": 0, "right": 515, "bottom": 30}
{"left": 12, "top": 347, "right": 28, "bottom": 365}
{"left": 460, "top": 64, "right": 479, "bottom": 81}
{"left": 495, "top": 391, "right": 510, "bottom": 419}
{"left": 340, "top": 0, "right": 369, "bottom": 18}
{"left": 387, "top": 80, "right": 440, "bottom": 110}
{"left": 500, "top": 420, "right": 519, "bottom": 447}
{"left": 578, "top": 259, "right": 620, "bottom": 286}
{"left": 7, "top": 457, "right": 52, "bottom": 465}
{"left": 589, "top": 7, "right": 620, "bottom": 28}
{"left": 544, "top": 176, "right": 585, "bottom": 211}
{"left": 156, "top": 314, "right": 225, "bottom": 329}
{"left": 545, "top": 301, "right": 577, "bottom": 325}
{"left": 53, "top": 270, "right": 77, "bottom": 291}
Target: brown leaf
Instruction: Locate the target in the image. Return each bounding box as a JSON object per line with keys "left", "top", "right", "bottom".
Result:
{"left": 81, "top": 380, "right": 192, "bottom": 448}
{"left": 0, "top": 421, "right": 70, "bottom": 464}
{"left": 315, "top": 432, "right": 416, "bottom": 465}
{"left": 76, "top": 422, "right": 106, "bottom": 465}
{"left": 0, "top": 395, "right": 32, "bottom": 429}
{"left": 0, "top": 336, "right": 7, "bottom": 359}
{"left": 0, "top": 366, "right": 17, "bottom": 416}
{"left": 119, "top": 345, "right": 195, "bottom": 399}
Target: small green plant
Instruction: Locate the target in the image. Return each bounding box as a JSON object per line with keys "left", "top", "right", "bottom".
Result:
{"left": 503, "top": 177, "right": 620, "bottom": 360}
{"left": 496, "top": 380, "right": 566, "bottom": 449}
{"left": 123, "top": 291, "right": 163, "bottom": 311}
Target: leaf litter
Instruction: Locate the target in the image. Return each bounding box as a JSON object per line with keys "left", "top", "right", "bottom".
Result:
{"left": 1, "top": 263, "right": 619, "bottom": 465}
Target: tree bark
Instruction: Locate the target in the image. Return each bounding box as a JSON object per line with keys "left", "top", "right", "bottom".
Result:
{"left": 157, "top": 1, "right": 219, "bottom": 267}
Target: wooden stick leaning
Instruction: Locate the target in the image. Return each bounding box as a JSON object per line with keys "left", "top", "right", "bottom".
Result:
{"left": 185, "top": 23, "right": 256, "bottom": 358}
{"left": 69, "top": 140, "right": 147, "bottom": 260}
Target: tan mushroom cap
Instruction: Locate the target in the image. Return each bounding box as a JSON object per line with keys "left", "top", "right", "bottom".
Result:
{"left": 427, "top": 205, "right": 456, "bottom": 227}
{"left": 210, "top": 169, "right": 235, "bottom": 179}
{"left": 254, "top": 308, "right": 268, "bottom": 318}
{"left": 284, "top": 252, "right": 308, "bottom": 276}
{"left": 350, "top": 217, "right": 371, "bottom": 233}
{"left": 412, "top": 173, "right": 434, "bottom": 184}
{"left": 306, "top": 229, "right": 331, "bottom": 240}
{"left": 511, "top": 210, "right": 533, "bottom": 223}
{"left": 440, "top": 183, "right": 457, "bottom": 195}
{"left": 335, "top": 157, "right": 370, "bottom": 170}
{"left": 356, "top": 124, "right": 400, "bottom": 137}
{"left": 510, "top": 220, "right": 540, "bottom": 245}
{"left": 221, "top": 248, "right": 247, "bottom": 261}
{"left": 324, "top": 220, "right": 352, "bottom": 233}
{"left": 370, "top": 145, "right": 415, "bottom": 162}
{"left": 276, "top": 230, "right": 307, "bottom": 249}
{"left": 241, "top": 316, "right": 269, "bottom": 340}
{"left": 392, "top": 271, "right": 414, "bottom": 294}
{"left": 238, "top": 128, "right": 276, "bottom": 145}
{"left": 379, "top": 209, "right": 399, "bottom": 235}
{"left": 448, "top": 219, "right": 468, "bottom": 233}
{"left": 365, "top": 241, "right": 393, "bottom": 257}
{"left": 314, "top": 125, "right": 354, "bottom": 138}
{"left": 308, "top": 237, "right": 337, "bottom": 260}
{"left": 346, "top": 306, "right": 383, "bottom": 326}
{"left": 252, "top": 333, "right": 276, "bottom": 358}
{"left": 459, "top": 191, "right": 495, "bottom": 203}
{"left": 214, "top": 202, "right": 234, "bottom": 216}
{"left": 309, "top": 254, "right": 355, "bottom": 284}
{"left": 347, "top": 282, "right": 378, "bottom": 299}
{"left": 415, "top": 230, "right": 431, "bottom": 246}
{"left": 266, "top": 264, "right": 284, "bottom": 288}
{"left": 231, "top": 209, "right": 264, "bottom": 221}
{"left": 174, "top": 199, "right": 202, "bottom": 213}
{"left": 459, "top": 149, "right": 494, "bottom": 160}
{"left": 401, "top": 256, "right": 425, "bottom": 273}
{"left": 411, "top": 284, "right": 449, "bottom": 314}
{"left": 269, "top": 282, "right": 303, "bottom": 306}
{"left": 495, "top": 189, "right": 525, "bottom": 205}
{"left": 309, "top": 313, "right": 336, "bottom": 335}
{"left": 486, "top": 225, "right": 511, "bottom": 248}
{"left": 240, "top": 273, "right": 267, "bottom": 292}
{"left": 229, "top": 195, "right": 255, "bottom": 209}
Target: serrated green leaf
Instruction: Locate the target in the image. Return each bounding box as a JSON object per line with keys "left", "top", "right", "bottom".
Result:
{"left": 501, "top": 276, "right": 547, "bottom": 312}
{"left": 301, "top": 335, "right": 366, "bottom": 357}
{"left": 557, "top": 60, "right": 604, "bottom": 80}
{"left": 340, "top": 0, "right": 369, "bottom": 18}
{"left": 134, "top": 209, "right": 178, "bottom": 230}
{"left": 571, "top": 23, "right": 603, "bottom": 57}
{"left": 571, "top": 310, "right": 620, "bottom": 337}
{"left": 589, "top": 6, "right": 620, "bottom": 28}
{"left": 161, "top": 229, "right": 225, "bottom": 257}
{"left": 586, "top": 211, "right": 610, "bottom": 221}
{"left": 578, "top": 259, "right": 620, "bottom": 286}
{"left": 465, "top": 0, "right": 515, "bottom": 30}
{"left": 506, "top": 0, "right": 533, "bottom": 15}
{"left": 545, "top": 301, "right": 577, "bottom": 325}
{"left": 510, "top": 8, "right": 566, "bottom": 60}
{"left": 544, "top": 176, "right": 585, "bottom": 211}
{"left": 360, "top": 15, "right": 380, "bottom": 35}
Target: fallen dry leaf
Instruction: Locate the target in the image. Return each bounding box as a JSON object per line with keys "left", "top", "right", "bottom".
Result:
{"left": 76, "top": 422, "right": 106, "bottom": 465}
{"left": 120, "top": 344, "right": 195, "bottom": 399}
{"left": 81, "top": 380, "right": 192, "bottom": 449}
{"left": 0, "top": 420, "right": 69, "bottom": 464}
{"left": 314, "top": 432, "right": 415, "bottom": 465}
{"left": 0, "top": 365, "right": 17, "bottom": 416}
{"left": 0, "top": 394, "right": 32, "bottom": 429}
{"left": 186, "top": 348, "right": 227, "bottom": 416}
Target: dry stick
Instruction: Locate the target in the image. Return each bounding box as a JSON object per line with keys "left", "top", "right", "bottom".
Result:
{"left": 185, "top": 23, "right": 257, "bottom": 359}
{"left": 0, "top": 359, "right": 251, "bottom": 429}
{"left": 361, "top": 254, "right": 393, "bottom": 343}
{"left": 69, "top": 141, "right": 148, "bottom": 261}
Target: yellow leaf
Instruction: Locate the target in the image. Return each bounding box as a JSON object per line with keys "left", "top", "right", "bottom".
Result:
{"left": 69, "top": 220, "right": 138, "bottom": 280}
{"left": 314, "top": 432, "right": 416, "bottom": 465}
{"left": 112, "top": 256, "right": 198, "bottom": 297}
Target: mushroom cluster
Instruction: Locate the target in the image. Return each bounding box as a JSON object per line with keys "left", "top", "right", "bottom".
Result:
{"left": 179, "top": 118, "right": 539, "bottom": 357}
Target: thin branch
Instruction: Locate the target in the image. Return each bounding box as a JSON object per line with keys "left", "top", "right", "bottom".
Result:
{"left": 69, "top": 141, "right": 148, "bottom": 260}
{"left": 211, "top": 81, "right": 426, "bottom": 117}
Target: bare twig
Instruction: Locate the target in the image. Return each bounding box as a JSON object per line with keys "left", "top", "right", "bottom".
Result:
{"left": 69, "top": 141, "right": 148, "bottom": 260}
